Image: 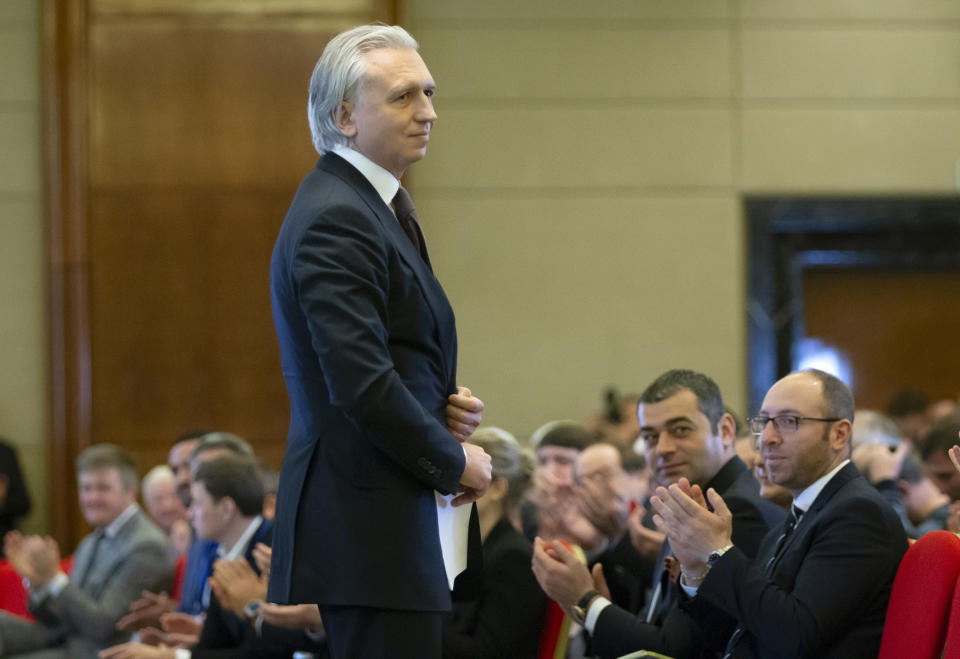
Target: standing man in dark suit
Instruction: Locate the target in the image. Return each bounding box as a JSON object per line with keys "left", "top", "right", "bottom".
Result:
{"left": 653, "top": 369, "right": 908, "bottom": 658}
{"left": 532, "top": 369, "right": 784, "bottom": 659}
{"left": 268, "top": 24, "right": 492, "bottom": 659}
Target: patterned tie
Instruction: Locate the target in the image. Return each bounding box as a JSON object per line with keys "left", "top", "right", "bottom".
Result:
{"left": 392, "top": 186, "right": 432, "bottom": 270}
{"left": 723, "top": 505, "right": 803, "bottom": 658}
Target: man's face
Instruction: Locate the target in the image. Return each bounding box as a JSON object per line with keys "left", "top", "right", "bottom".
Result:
{"left": 924, "top": 451, "right": 960, "bottom": 500}
{"left": 145, "top": 476, "right": 187, "bottom": 533}
{"left": 339, "top": 48, "right": 437, "bottom": 179}
{"left": 78, "top": 467, "right": 135, "bottom": 528}
{"left": 189, "top": 481, "right": 228, "bottom": 543}
{"left": 757, "top": 372, "right": 843, "bottom": 495}
{"left": 536, "top": 445, "right": 580, "bottom": 486}
{"left": 639, "top": 389, "right": 727, "bottom": 488}
{"left": 578, "top": 444, "right": 623, "bottom": 490}
{"left": 168, "top": 439, "right": 199, "bottom": 507}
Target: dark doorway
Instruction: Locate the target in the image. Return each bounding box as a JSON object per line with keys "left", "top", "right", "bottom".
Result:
{"left": 746, "top": 198, "right": 960, "bottom": 412}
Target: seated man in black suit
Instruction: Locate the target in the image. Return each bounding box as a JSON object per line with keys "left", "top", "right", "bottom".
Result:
{"left": 101, "top": 454, "right": 281, "bottom": 659}
{"left": 532, "top": 369, "right": 785, "bottom": 659}
{"left": 653, "top": 369, "right": 908, "bottom": 658}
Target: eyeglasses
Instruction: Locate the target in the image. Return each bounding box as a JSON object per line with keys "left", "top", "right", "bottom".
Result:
{"left": 747, "top": 415, "right": 842, "bottom": 436}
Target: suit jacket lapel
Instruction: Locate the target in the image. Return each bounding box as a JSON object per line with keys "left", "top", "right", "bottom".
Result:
{"left": 766, "top": 462, "right": 859, "bottom": 574}
{"left": 317, "top": 153, "right": 457, "bottom": 388}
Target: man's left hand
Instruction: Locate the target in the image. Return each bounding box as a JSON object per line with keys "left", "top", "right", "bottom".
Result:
{"left": 649, "top": 480, "right": 733, "bottom": 574}
{"left": 446, "top": 386, "right": 484, "bottom": 442}
{"left": 531, "top": 537, "right": 594, "bottom": 615}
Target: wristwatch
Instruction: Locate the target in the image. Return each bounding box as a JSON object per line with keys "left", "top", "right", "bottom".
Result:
{"left": 708, "top": 544, "right": 735, "bottom": 565}
{"left": 570, "top": 589, "right": 600, "bottom": 625}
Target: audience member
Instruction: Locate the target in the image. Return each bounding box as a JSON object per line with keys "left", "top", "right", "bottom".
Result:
{"left": 0, "top": 438, "right": 30, "bottom": 555}
{"left": 101, "top": 454, "right": 279, "bottom": 658}
{"left": 887, "top": 388, "right": 931, "bottom": 445}
{"left": 576, "top": 443, "right": 653, "bottom": 616}
{"left": 441, "top": 427, "right": 545, "bottom": 659}
{"left": 258, "top": 461, "right": 279, "bottom": 521}
{"left": 168, "top": 431, "right": 208, "bottom": 508}
{"left": 532, "top": 369, "right": 784, "bottom": 659}
{"left": 655, "top": 369, "right": 907, "bottom": 658}
{"left": 0, "top": 444, "right": 173, "bottom": 658}
{"left": 142, "top": 465, "right": 190, "bottom": 557}
{"left": 732, "top": 415, "right": 792, "bottom": 509}
{"left": 118, "top": 432, "right": 254, "bottom": 632}
{"left": 522, "top": 421, "right": 599, "bottom": 548}
{"left": 921, "top": 413, "right": 960, "bottom": 500}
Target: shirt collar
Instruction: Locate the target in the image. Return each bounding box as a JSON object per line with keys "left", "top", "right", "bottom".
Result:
{"left": 792, "top": 459, "right": 850, "bottom": 513}
{"left": 104, "top": 503, "right": 139, "bottom": 538}
{"left": 331, "top": 146, "right": 400, "bottom": 209}
{"left": 217, "top": 515, "right": 263, "bottom": 562}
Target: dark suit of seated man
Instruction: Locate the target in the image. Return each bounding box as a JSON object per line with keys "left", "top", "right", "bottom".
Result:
{"left": 653, "top": 369, "right": 908, "bottom": 658}
{"left": 532, "top": 369, "right": 784, "bottom": 659}
{"left": 0, "top": 444, "right": 173, "bottom": 659}
{"left": 101, "top": 454, "right": 292, "bottom": 659}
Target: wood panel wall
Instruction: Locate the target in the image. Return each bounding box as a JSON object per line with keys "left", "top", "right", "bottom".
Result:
{"left": 45, "top": 0, "right": 397, "bottom": 549}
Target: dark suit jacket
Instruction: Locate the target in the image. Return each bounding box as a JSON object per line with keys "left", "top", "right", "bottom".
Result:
{"left": 441, "top": 517, "right": 546, "bottom": 659}
{"left": 192, "top": 519, "right": 291, "bottom": 659}
{"left": 268, "top": 152, "right": 466, "bottom": 612}
{"left": 590, "top": 456, "right": 786, "bottom": 659}
{"left": 683, "top": 462, "right": 908, "bottom": 659}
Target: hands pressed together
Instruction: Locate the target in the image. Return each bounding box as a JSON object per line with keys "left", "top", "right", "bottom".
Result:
{"left": 649, "top": 478, "right": 733, "bottom": 585}
{"left": 4, "top": 531, "right": 62, "bottom": 587}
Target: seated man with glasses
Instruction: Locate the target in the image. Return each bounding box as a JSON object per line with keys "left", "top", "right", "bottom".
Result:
{"left": 652, "top": 369, "right": 908, "bottom": 659}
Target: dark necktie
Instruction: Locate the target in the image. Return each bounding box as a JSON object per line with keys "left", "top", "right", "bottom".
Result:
{"left": 77, "top": 529, "right": 106, "bottom": 590}
{"left": 723, "top": 505, "right": 803, "bottom": 658}
{"left": 392, "top": 186, "right": 432, "bottom": 270}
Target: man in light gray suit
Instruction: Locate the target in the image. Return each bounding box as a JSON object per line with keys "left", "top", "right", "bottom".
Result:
{"left": 0, "top": 444, "right": 173, "bottom": 658}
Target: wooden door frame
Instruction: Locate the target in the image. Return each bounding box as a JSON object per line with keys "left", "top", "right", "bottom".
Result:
{"left": 746, "top": 196, "right": 960, "bottom": 413}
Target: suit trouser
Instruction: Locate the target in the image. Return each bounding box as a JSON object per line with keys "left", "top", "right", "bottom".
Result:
{"left": 319, "top": 605, "right": 441, "bottom": 659}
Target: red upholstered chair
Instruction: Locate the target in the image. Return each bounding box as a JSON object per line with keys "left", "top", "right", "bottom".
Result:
{"left": 940, "top": 539, "right": 960, "bottom": 659}
{"left": 878, "top": 531, "right": 960, "bottom": 659}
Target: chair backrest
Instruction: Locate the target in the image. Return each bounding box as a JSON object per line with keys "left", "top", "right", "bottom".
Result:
{"left": 878, "top": 531, "right": 960, "bottom": 659}
{"left": 940, "top": 541, "right": 960, "bottom": 659}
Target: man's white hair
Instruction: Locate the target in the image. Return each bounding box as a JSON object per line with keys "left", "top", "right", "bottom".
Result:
{"left": 308, "top": 23, "right": 419, "bottom": 155}
{"left": 141, "top": 464, "right": 174, "bottom": 501}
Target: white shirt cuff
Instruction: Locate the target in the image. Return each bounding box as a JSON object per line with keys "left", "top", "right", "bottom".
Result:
{"left": 29, "top": 571, "right": 69, "bottom": 604}
{"left": 584, "top": 596, "right": 612, "bottom": 634}
{"left": 680, "top": 576, "right": 700, "bottom": 598}
{"left": 175, "top": 649, "right": 191, "bottom": 659}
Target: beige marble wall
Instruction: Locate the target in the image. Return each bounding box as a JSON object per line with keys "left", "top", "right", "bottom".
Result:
{"left": 0, "top": 0, "right": 45, "bottom": 533}
{"left": 407, "top": 0, "right": 960, "bottom": 439}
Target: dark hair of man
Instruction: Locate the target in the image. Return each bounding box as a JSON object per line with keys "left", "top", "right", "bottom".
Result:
{"left": 886, "top": 389, "right": 928, "bottom": 418}
{"left": 919, "top": 413, "right": 960, "bottom": 461}
{"left": 193, "top": 455, "right": 264, "bottom": 517}
{"left": 537, "top": 423, "right": 593, "bottom": 452}
{"left": 76, "top": 443, "right": 138, "bottom": 492}
{"left": 640, "top": 369, "right": 725, "bottom": 434}
{"left": 190, "top": 432, "right": 254, "bottom": 462}
{"left": 800, "top": 369, "right": 855, "bottom": 423}
{"left": 897, "top": 452, "right": 924, "bottom": 484}
{"left": 174, "top": 429, "right": 211, "bottom": 447}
